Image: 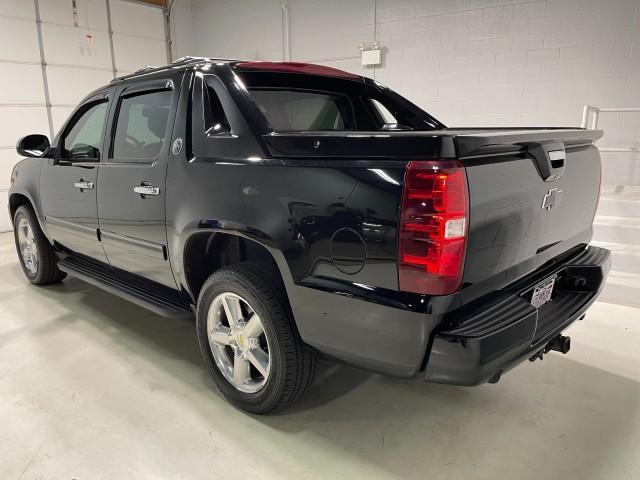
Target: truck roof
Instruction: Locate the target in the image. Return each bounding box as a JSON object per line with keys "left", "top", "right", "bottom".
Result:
{"left": 111, "top": 57, "right": 363, "bottom": 84}
{"left": 234, "top": 61, "right": 362, "bottom": 80}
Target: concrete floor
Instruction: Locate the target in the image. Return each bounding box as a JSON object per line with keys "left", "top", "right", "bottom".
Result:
{"left": 1, "top": 232, "right": 639, "bottom": 480}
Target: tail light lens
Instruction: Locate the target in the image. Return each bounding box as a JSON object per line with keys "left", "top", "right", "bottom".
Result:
{"left": 398, "top": 160, "right": 469, "bottom": 295}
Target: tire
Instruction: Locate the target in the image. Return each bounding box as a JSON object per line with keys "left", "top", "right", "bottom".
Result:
{"left": 13, "top": 205, "right": 66, "bottom": 285}
{"left": 196, "top": 262, "right": 316, "bottom": 414}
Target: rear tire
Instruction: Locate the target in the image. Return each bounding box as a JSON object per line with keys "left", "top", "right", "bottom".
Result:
{"left": 13, "top": 205, "right": 66, "bottom": 285}
{"left": 196, "top": 262, "right": 316, "bottom": 414}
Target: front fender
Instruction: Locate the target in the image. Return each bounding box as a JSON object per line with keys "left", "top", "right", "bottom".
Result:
{"left": 8, "top": 158, "right": 45, "bottom": 233}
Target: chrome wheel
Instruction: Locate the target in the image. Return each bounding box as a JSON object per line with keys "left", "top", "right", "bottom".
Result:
{"left": 207, "top": 292, "right": 271, "bottom": 394}
{"left": 17, "top": 217, "right": 38, "bottom": 275}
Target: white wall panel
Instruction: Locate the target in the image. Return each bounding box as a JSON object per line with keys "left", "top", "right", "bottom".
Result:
{"left": 39, "top": 0, "right": 108, "bottom": 30}
{"left": 0, "top": 191, "right": 10, "bottom": 232}
{"left": 191, "top": 0, "right": 282, "bottom": 60}
{"left": 292, "top": 25, "right": 371, "bottom": 62}
{"left": 0, "top": 17, "right": 41, "bottom": 63}
{"left": 0, "top": 107, "right": 49, "bottom": 148}
{"left": 0, "top": 0, "right": 35, "bottom": 21}
{"left": 0, "top": 63, "right": 45, "bottom": 105}
{"left": 110, "top": 0, "right": 164, "bottom": 40}
{"left": 0, "top": 149, "right": 21, "bottom": 191}
{"left": 47, "top": 66, "right": 113, "bottom": 106}
{"left": 170, "top": 0, "right": 194, "bottom": 59}
{"left": 42, "top": 23, "right": 112, "bottom": 69}
{"left": 113, "top": 33, "right": 167, "bottom": 72}
{"left": 290, "top": 0, "right": 373, "bottom": 62}
{"left": 51, "top": 106, "right": 76, "bottom": 137}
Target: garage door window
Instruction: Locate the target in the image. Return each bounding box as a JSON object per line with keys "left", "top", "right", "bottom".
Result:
{"left": 112, "top": 89, "right": 172, "bottom": 161}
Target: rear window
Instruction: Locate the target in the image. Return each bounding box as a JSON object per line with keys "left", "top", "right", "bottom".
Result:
{"left": 249, "top": 89, "right": 353, "bottom": 131}
{"left": 237, "top": 70, "right": 444, "bottom": 132}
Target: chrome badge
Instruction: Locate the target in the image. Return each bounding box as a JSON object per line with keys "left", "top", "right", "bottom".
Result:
{"left": 172, "top": 138, "right": 183, "bottom": 155}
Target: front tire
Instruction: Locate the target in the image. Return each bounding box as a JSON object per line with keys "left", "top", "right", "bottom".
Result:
{"left": 13, "top": 205, "right": 66, "bottom": 285}
{"left": 196, "top": 263, "right": 316, "bottom": 414}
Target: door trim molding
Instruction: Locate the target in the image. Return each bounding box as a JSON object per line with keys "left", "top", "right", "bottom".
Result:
{"left": 46, "top": 216, "right": 97, "bottom": 237}
{"left": 100, "top": 229, "right": 167, "bottom": 260}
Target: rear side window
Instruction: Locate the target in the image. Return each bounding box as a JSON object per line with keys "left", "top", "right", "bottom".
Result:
{"left": 248, "top": 89, "right": 354, "bottom": 131}
{"left": 62, "top": 101, "right": 108, "bottom": 161}
{"left": 205, "top": 85, "right": 231, "bottom": 135}
{"left": 370, "top": 99, "right": 397, "bottom": 124}
{"left": 112, "top": 89, "right": 172, "bottom": 161}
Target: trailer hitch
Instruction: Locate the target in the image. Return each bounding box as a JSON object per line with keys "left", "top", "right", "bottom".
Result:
{"left": 546, "top": 334, "right": 571, "bottom": 354}
{"left": 529, "top": 334, "right": 571, "bottom": 362}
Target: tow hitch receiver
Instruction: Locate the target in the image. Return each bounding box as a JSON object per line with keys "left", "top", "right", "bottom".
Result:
{"left": 529, "top": 334, "right": 571, "bottom": 362}
{"left": 546, "top": 334, "right": 571, "bottom": 354}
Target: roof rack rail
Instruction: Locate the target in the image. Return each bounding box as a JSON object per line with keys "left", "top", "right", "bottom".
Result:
{"left": 172, "top": 56, "right": 242, "bottom": 64}
{"left": 109, "top": 57, "right": 243, "bottom": 84}
{"left": 134, "top": 65, "right": 158, "bottom": 73}
{"left": 171, "top": 56, "right": 208, "bottom": 64}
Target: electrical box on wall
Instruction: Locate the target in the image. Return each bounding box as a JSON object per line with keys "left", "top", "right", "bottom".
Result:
{"left": 361, "top": 48, "right": 381, "bottom": 66}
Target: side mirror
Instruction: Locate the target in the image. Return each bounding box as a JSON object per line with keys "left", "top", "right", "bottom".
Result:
{"left": 381, "top": 122, "right": 413, "bottom": 131}
{"left": 17, "top": 134, "right": 50, "bottom": 158}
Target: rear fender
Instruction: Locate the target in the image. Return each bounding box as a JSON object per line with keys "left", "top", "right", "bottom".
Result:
{"left": 175, "top": 221, "right": 297, "bottom": 304}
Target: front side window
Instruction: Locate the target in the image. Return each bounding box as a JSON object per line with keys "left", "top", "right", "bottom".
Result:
{"left": 248, "top": 89, "right": 353, "bottom": 132}
{"left": 62, "top": 101, "right": 108, "bottom": 161}
{"left": 112, "top": 89, "right": 172, "bottom": 161}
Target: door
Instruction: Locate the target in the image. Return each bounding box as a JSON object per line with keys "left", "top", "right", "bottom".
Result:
{"left": 40, "top": 92, "right": 111, "bottom": 262}
{"left": 97, "top": 75, "right": 182, "bottom": 288}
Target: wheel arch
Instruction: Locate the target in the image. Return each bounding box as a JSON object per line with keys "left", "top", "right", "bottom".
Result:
{"left": 8, "top": 192, "right": 45, "bottom": 232}
{"left": 181, "top": 229, "right": 296, "bottom": 306}
{"left": 9, "top": 192, "right": 31, "bottom": 221}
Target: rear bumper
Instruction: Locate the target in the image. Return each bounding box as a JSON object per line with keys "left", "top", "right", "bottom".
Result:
{"left": 425, "top": 245, "right": 611, "bottom": 386}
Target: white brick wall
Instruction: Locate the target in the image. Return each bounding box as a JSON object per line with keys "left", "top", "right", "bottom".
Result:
{"left": 187, "top": 0, "right": 640, "bottom": 186}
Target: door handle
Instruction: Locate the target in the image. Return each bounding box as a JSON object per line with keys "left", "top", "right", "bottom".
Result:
{"left": 73, "top": 180, "right": 94, "bottom": 191}
{"left": 133, "top": 183, "right": 160, "bottom": 197}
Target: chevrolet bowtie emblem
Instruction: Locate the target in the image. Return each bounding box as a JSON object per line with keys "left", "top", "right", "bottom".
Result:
{"left": 542, "top": 188, "right": 563, "bottom": 210}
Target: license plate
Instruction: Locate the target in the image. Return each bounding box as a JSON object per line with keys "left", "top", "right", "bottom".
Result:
{"left": 531, "top": 276, "right": 556, "bottom": 308}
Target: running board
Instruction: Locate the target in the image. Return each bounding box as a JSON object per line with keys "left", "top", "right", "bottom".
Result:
{"left": 58, "top": 256, "right": 194, "bottom": 319}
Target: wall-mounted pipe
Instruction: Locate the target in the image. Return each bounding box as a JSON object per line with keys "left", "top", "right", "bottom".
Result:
{"left": 33, "top": 0, "right": 54, "bottom": 139}
{"left": 163, "top": 0, "right": 175, "bottom": 62}
{"left": 372, "top": 0, "right": 377, "bottom": 79}
{"left": 105, "top": 0, "right": 118, "bottom": 77}
{"left": 281, "top": 0, "right": 291, "bottom": 61}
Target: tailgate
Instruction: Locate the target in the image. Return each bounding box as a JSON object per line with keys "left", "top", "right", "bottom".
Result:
{"left": 453, "top": 128, "right": 604, "bottom": 299}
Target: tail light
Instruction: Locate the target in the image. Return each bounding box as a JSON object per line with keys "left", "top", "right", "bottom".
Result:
{"left": 398, "top": 160, "right": 469, "bottom": 295}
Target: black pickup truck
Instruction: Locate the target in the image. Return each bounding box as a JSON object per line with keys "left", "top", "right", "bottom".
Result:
{"left": 10, "top": 58, "right": 610, "bottom": 413}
